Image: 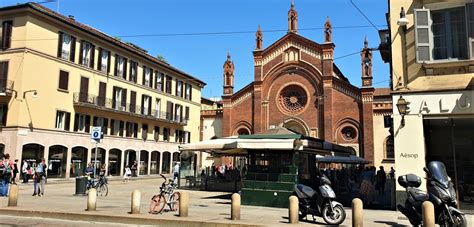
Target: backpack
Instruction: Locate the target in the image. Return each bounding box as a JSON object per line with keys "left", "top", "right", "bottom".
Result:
{"left": 0, "top": 162, "right": 6, "bottom": 176}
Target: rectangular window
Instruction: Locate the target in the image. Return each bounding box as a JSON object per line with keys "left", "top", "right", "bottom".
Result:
{"left": 185, "top": 84, "right": 191, "bottom": 100}
{"left": 163, "top": 127, "right": 170, "bottom": 142}
{"left": 176, "top": 80, "right": 183, "bottom": 97}
{"left": 74, "top": 113, "right": 90, "bottom": 133}
{"left": 126, "top": 122, "right": 135, "bottom": 137}
{"left": 113, "top": 87, "right": 125, "bottom": 111}
{"left": 143, "top": 66, "right": 151, "bottom": 87}
{"left": 154, "top": 126, "right": 160, "bottom": 142}
{"left": 98, "top": 49, "right": 110, "bottom": 73}
{"left": 0, "top": 104, "right": 7, "bottom": 126}
{"left": 432, "top": 7, "right": 467, "bottom": 60}
{"left": 165, "top": 75, "right": 172, "bottom": 94}
{"left": 58, "top": 70, "right": 69, "bottom": 91}
{"left": 142, "top": 95, "right": 151, "bottom": 115}
{"left": 112, "top": 120, "right": 120, "bottom": 136}
{"left": 80, "top": 41, "right": 94, "bottom": 67}
{"left": 129, "top": 61, "right": 138, "bottom": 83}
{"left": 59, "top": 33, "right": 76, "bottom": 61}
{"left": 115, "top": 55, "right": 126, "bottom": 78}
{"left": 156, "top": 72, "right": 163, "bottom": 92}
{"left": 2, "top": 20, "right": 13, "bottom": 50}
{"left": 55, "top": 111, "right": 70, "bottom": 130}
{"left": 185, "top": 106, "right": 190, "bottom": 121}
{"left": 175, "top": 104, "right": 182, "bottom": 123}
{"left": 93, "top": 116, "right": 108, "bottom": 136}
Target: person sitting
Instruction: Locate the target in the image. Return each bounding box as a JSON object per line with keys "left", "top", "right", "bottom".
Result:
{"left": 84, "top": 163, "right": 94, "bottom": 188}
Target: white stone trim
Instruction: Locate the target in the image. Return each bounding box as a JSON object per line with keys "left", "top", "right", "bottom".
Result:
{"left": 254, "top": 41, "right": 321, "bottom": 66}
{"left": 224, "top": 91, "right": 254, "bottom": 108}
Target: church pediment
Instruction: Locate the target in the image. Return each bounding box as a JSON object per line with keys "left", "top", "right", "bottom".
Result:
{"left": 254, "top": 33, "right": 328, "bottom": 67}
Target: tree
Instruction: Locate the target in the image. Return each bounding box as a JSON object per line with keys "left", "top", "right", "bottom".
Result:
{"left": 156, "top": 54, "right": 167, "bottom": 63}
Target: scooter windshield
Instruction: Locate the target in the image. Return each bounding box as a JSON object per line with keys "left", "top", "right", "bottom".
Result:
{"left": 427, "top": 161, "right": 450, "bottom": 187}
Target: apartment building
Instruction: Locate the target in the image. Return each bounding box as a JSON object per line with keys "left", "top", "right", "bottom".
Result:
{"left": 0, "top": 3, "right": 205, "bottom": 179}
{"left": 388, "top": 0, "right": 473, "bottom": 210}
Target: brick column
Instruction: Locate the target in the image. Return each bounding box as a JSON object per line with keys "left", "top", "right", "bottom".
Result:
{"left": 361, "top": 88, "right": 375, "bottom": 162}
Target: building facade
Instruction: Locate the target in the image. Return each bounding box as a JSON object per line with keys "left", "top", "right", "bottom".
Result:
{"left": 388, "top": 0, "right": 474, "bottom": 210}
{"left": 0, "top": 3, "right": 205, "bottom": 179}
{"left": 216, "top": 2, "right": 392, "bottom": 164}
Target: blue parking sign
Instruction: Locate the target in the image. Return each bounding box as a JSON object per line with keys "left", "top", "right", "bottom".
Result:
{"left": 91, "top": 127, "right": 102, "bottom": 140}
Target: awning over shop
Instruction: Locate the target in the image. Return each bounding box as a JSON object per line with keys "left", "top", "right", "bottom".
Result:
{"left": 179, "top": 126, "right": 355, "bottom": 157}
{"left": 316, "top": 155, "right": 370, "bottom": 164}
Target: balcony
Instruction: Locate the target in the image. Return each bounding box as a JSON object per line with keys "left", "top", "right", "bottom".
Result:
{"left": 0, "top": 79, "right": 14, "bottom": 95}
{"left": 73, "top": 92, "right": 188, "bottom": 125}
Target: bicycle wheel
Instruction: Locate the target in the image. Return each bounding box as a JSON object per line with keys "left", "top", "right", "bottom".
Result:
{"left": 97, "top": 183, "right": 108, "bottom": 197}
{"left": 169, "top": 192, "right": 180, "bottom": 211}
{"left": 149, "top": 194, "right": 166, "bottom": 214}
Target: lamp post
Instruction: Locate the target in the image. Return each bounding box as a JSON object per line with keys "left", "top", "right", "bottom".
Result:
{"left": 396, "top": 95, "right": 409, "bottom": 127}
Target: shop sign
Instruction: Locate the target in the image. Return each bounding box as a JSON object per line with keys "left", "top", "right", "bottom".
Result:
{"left": 400, "top": 153, "right": 419, "bottom": 159}
{"left": 401, "top": 92, "right": 472, "bottom": 115}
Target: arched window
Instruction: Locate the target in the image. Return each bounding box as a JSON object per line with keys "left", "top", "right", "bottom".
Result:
{"left": 385, "top": 136, "right": 394, "bottom": 159}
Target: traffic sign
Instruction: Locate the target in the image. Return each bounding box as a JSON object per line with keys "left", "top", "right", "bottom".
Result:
{"left": 91, "top": 127, "right": 102, "bottom": 141}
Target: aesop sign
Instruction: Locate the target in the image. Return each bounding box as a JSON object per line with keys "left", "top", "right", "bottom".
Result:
{"left": 400, "top": 153, "right": 418, "bottom": 159}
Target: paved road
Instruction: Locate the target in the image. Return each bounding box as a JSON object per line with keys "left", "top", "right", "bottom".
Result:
{"left": 0, "top": 176, "right": 430, "bottom": 226}
{"left": 0, "top": 214, "right": 138, "bottom": 227}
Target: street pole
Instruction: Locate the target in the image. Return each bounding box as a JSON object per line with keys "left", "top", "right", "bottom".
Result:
{"left": 93, "top": 141, "right": 98, "bottom": 180}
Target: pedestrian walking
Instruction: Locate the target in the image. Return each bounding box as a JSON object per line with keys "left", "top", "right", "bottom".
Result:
{"left": 389, "top": 167, "right": 395, "bottom": 179}
{"left": 131, "top": 161, "right": 138, "bottom": 177}
{"left": 35, "top": 159, "right": 47, "bottom": 196}
{"left": 22, "top": 160, "right": 29, "bottom": 183}
{"left": 376, "top": 166, "right": 387, "bottom": 195}
{"left": 173, "top": 162, "right": 180, "bottom": 184}
{"left": 12, "top": 159, "right": 18, "bottom": 184}
{"left": 123, "top": 166, "right": 131, "bottom": 182}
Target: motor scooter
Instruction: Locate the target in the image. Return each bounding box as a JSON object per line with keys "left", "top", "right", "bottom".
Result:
{"left": 293, "top": 173, "right": 346, "bottom": 225}
{"left": 397, "top": 161, "right": 466, "bottom": 227}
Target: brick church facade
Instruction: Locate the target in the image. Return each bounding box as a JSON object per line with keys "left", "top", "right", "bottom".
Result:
{"left": 213, "top": 2, "right": 390, "bottom": 163}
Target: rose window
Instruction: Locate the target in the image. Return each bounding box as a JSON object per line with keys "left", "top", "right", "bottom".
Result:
{"left": 278, "top": 85, "right": 308, "bottom": 113}
{"left": 341, "top": 126, "right": 357, "bottom": 141}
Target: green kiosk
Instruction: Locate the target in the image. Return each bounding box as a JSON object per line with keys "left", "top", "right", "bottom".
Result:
{"left": 179, "top": 127, "right": 354, "bottom": 208}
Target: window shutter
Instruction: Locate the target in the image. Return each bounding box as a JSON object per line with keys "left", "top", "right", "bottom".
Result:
{"left": 150, "top": 70, "right": 154, "bottom": 88}
{"left": 2, "top": 21, "right": 12, "bottom": 50}
{"left": 112, "top": 86, "right": 117, "bottom": 109}
{"left": 161, "top": 73, "right": 165, "bottom": 91}
{"left": 141, "top": 95, "right": 145, "bottom": 114}
{"left": 65, "top": 112, "right": 71, "bottom": 131}
{"left": 73, "top": 113, "right": 79, "bottom": 131}
{"left": 97, "top": 48, "right": 102, "bottom": 71}
{"left": 85, "top": 115, "right": 91, "bottom": 133}
{"left": 110, "top": 119, "right": 115, "bottom": 135}
{"left": 142, "top": 66, "right": 146, "bottom": 86}
{"left": 103, "top": 118, "right": 108, "bottom": 135}
{"left": 90, "top": 45, "right": 95, "bottom": 68}
{"left": 57, "top": 32, "right": 63, "bottom": 57}
{"left": 467, "top": 4, "right": 474, "bottom": 58}
{"left": 119, "top": 121, "right": 124, "bottom": 137}
{"left": 188, "top": 131, "right": 191, "bottom": 143}
{"left": 59, "top": 70, "right": 69, "bottom": 90}
{"left": 154, "top": 126, "right": 160, "bottom": 141}
{"left": 175, "top": 79, "right": 178, "bottom": 96}
{"left": 185, "top": 106, "right": 189, "bottom": 120}
{"left": 114, "top": 54, "right": 118, "bottom": 76}
{"left": 130, "top": 91, "right": 136, "bottom": 113}
{"left": 70, "top": 36, "right": 76, "bottom": 62}
{"left": 148, "top": 97, "right": 152, "bottom": 115}
{"left": 414, "top": 9, "right": 432, "bottom": 62}
{"left": 189, "top": 85, "right": 192, "bottom": 100}
{"left": 1, "top": 104, "right": 7, "bottom": 126}
{"left": 123, "top": 57, "right": 128, "bottom": 80}
{"left": 107, "top": 51, "right": 111, "bottom": 74}
{"left": 79, "top": 41, "right": 84, "bottom": 64}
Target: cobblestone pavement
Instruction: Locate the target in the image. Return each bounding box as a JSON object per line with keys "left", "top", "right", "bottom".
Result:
{"left": 0, "top": 176, "right": 467, "bottom": 226}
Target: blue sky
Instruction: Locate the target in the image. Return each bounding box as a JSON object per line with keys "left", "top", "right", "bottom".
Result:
{"left": 2, "top": 0, "right": 389, "bottom": 98}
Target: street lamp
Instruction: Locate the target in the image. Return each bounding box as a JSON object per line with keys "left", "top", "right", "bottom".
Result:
{"left": 23, "top": 90, "right": 38, "bottom": 99}
{"left": 397, "top": 7, "right": 409, "bottom": 27}
{"left": 396, "top": 95, "right": 409, "bottom": 127}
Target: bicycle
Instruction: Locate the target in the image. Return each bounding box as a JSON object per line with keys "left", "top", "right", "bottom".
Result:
{"left": 149, "top": 174, "right": 180, "bottom": 214}
{"left": 87, "top": 175, "right": 108, "bottom": 197}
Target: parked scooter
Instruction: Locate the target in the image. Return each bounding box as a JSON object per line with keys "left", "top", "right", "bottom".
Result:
{"left": 293, "top": 172, "right": 346, "bottom": 225}
{"left": 397, "top": 161, "right": 466, "bottom": 226}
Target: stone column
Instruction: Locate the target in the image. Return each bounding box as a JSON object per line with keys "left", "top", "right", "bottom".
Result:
{"left": 104, "top": 148, "right": 110, "bottom": 176}
{"left": 147, "top": 151, "right": 151, "bottom": 175}
{"left": 158, "top": 151, "right": 163, "bottom": 174}
{"left": 65, "top": 147, "right": 72, "bottom": 179}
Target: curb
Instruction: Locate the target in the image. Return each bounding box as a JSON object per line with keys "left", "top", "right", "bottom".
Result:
{"left": 0, "top": 208, "right": 263, "bottom": 227}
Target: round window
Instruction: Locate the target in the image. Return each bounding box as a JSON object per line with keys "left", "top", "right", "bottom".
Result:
{"left": 278, "top": 85, "right": 308, "bottom": 114}
{"left": 341, "top": 127, "right": 357, "bottom": 141}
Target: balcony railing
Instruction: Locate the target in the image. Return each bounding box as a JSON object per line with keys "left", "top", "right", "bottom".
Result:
{"left": 73, "top": 92, "right": 188, "bottom": 125}
{"left": 0, "top": 79, "right": 14, "bottom": 95}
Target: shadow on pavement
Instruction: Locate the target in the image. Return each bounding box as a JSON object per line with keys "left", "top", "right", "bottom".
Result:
{"left": 374, "top": 221, "right": 409, "bottom": 226}
{"left": 201, "top": 193, "right": 232, "bottom": 200}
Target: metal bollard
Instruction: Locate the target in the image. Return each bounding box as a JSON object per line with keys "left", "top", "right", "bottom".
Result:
{"left": 352, "top": 198, "right": 363, "bottom": 227}
{"left": 422, "top": 201, "right": 435, "bottom": 227}
{"left": 131, "top": 189, "right": 141, "bottom": 214}
{"left": 86, "top": 188, "right": 97, "bottom": 211}
{"left": 231, "top": 193, "right": 241, "bottom": 220}
{"left": 8, "top": 184, "right": 19, "bottom": 207}
{"left": 289, "top": 195, "right": 299, "bottom": 224}
{"left": 179, "top": 191, "right": 188, "bottom": 217}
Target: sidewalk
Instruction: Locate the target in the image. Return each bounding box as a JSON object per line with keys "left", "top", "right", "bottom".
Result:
{"left": 0, "top": 178, "right": 469, "bottom": 226}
